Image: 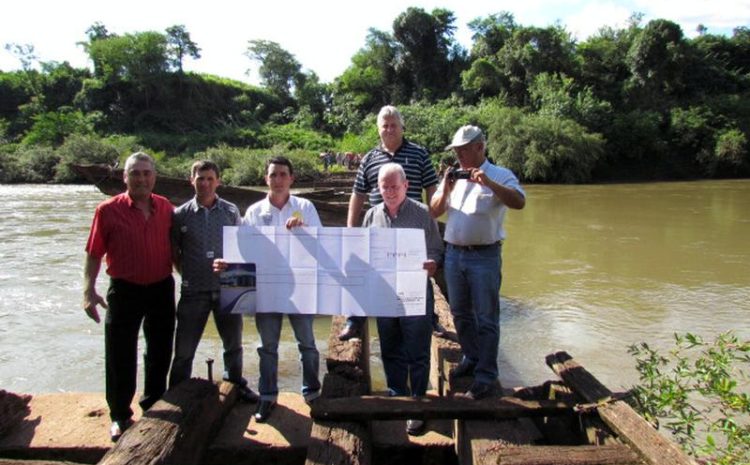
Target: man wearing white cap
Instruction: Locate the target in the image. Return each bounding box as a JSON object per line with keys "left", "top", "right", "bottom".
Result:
{"left": 430, "top": 125, "right": 526, "bottom": 399}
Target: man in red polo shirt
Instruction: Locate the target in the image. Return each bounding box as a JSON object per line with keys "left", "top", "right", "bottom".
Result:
{"left": 83, "top": 152, "right": 175, "bottom": 442}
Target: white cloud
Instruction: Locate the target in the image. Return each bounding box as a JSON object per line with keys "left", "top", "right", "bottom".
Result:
{"left": 634, "top": 0, "right": 750, "bottom": 36}
{"left": 564, "top": 2, "right": 635, "bottom": 38}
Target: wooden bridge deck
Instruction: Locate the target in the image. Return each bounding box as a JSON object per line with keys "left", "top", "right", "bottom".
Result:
{"left": 0, "top": 281, "right": 696, "bottom": 465}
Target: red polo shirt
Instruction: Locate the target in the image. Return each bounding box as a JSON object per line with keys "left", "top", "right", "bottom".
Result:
{"left": 85, "top": 192, "right": 174, "bottom": 285}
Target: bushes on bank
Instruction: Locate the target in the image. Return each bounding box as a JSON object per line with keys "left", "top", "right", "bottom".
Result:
{"left": 629, "top": 332, "right": 750, "bottom": 465}
{"left": 481, "top": 103, "right": 605, "bottom": 183}
{"left": 191, "top": 144, "right": 321, "bottom": 186}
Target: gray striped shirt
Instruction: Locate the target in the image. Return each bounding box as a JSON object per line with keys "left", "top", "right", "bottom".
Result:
{"left": 171, "top": 196, "right": 242, "bottom": 292}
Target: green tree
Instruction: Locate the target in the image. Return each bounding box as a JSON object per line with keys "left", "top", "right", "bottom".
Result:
{"left": 467, "top": 12, "right": 517, "bottom": 59}
{"left": 499, "top": 25, "right": 578, "bottom": 106}
{"left": 669, "top": 105, "right": 717, "bottom": 165}
{"left": 529, "top": 72, "right": 612, "bottom": 132}
{"left": 4, "top": 43, "right": 38, "bottom": 71}
{"left": 333, "top": 29, "right": 400, "bottom": 115}
{"left": 462, "top": 22, "right": 577, "bottom": 106}
{"left": 292, "top": 71, "right": 330, "bottom": 130}
{"left": 245, "top": 40, "right": 302, "bottom": 102}
{"left": 481, "top": 102, "right": 604, "bottom": 183}
{"left": 82, "top": 31, "right": 169, "bottom": 84}
{"left": 462, "top": 12, "right": 518, "bottom": 99}
{"left": 80, "top": 22, "right": 113, "bottom": 79}
{"left": 576, "top": 23, "right": 639, "bottom": 107}
{"left": 626, "top": 19, "right": 688, "bottom": 101}
{"left": 392, "top": 7, "right": 467, "bottom": 101}
{"left": 700, "top": 128, "right": 749, "bottom": 176}
{"left": 85, "top": 22, "right": 112, "bottom": 42}
{"left": 399, "top": 98, "right": 478, "bottom": 153}
{"left": 21, "top": 107, "right": 95, "bottom": 146}
{"left": 165, "top": 24, "right": 201, "bottom": 73}
{"left": 39, "top": 61, "right": 91, "bottom": 111}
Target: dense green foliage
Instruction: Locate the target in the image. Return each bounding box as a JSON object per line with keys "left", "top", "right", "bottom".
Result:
{"left": 629, "top": 332, "right": 750, "bottom": 465}
{"left": 1, "top": 11, "right": 749, "bottom": 184}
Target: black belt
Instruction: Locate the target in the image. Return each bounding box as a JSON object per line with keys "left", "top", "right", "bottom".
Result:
{"left": 447, "top": 242, "right": 500, "bottom": 251}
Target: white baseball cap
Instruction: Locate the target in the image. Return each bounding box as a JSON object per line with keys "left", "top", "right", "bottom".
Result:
{"left": 445, "top": 125, "right": 484, "bottom": 150}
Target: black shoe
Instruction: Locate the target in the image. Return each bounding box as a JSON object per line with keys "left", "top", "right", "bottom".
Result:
{"left": 109, "top": 418, "right": 134, "bottom": 442}
{"left": 338, "top": 323, "right": 360, "bottom": 341}
{"left": 237, "top": 384, "right": 260, "bottom": 403}
{"left": 254, "top": 400, "right": 276, "bottom": 423}
{"left": 458, "top": 382, "right": 496, "bottom": 400}
{"left": 406, "top": 419, "right": 425, "bottom": 436}
{"left": 449, "top": 360, "right": 476, "bottom": 378}
{"left": 304, "top": 391, "right": 321, "bottom": 405}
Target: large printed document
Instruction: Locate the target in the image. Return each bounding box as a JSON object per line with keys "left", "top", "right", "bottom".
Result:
{"left": 220, "top": 226, "right": 428, "bottom": 317}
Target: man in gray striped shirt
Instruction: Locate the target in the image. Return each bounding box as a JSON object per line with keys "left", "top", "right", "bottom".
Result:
{"left": 169, "top": 160, "right": 258, "bottom": 402}
{"left": 363, "top": 162, "right": 443, "bottom": 435}
{"left": 341, "top": 105, "right": 440, "bottom": 341}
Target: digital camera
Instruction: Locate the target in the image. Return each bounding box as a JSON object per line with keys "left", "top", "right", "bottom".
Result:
{"left": 447, "top": 169, "right": 472, "bottom": 181}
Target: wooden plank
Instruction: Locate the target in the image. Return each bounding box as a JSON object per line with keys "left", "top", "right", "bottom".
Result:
{"left": 545, "top": 352, "right": 613, "bottom": 403}
{"left": 0, "top": 461, "right": 87, "bottom": 465}
{"left": 311, "top": 395, "right": 573, "bottom": 421}
{"left": 429, "top": 280, "right": 469, "bottom": 397}
{"left": 305, "top": 318, "right": 372, "bottom": 465}
{"left": 492, "top": 444, "right": 642, "bottom": 465}
{"left": 457, "top": 419, "right": 545, "bottom": 465}
{"left": 546, "top": 351, "right": 696, "bottom": 465}
{"left": 98, "top": 378, "right": 236, "bottom": 465}
{"left": 305, "top": 419, "right": 372, "bottom": 465}
{"left": 0, "top": 390, "right": 31, "bottom": 438}
{"left": 325, "top": 316, "right": 371, "bottom": 387}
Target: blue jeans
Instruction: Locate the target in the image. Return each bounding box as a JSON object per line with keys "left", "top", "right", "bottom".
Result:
{"left": 169, "top": 291, "right": 244, "bottom": 388}
{"left": 256, "top": 313, "right": 320, "bottom": 401}
{"left": 376, "top": 283, "right": 433, "bottom": 397}
{"left": 444, "top": 244, "right": 502, "bottom": 385}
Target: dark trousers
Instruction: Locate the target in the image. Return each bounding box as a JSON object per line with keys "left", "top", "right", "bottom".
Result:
{"left": 375, "top": 283, "right": 434, "bottom": 397}
{"left": 105, "top": 276, "right": 175, "bottom": 422}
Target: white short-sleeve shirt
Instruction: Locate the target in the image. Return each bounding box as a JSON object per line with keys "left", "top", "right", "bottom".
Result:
{"left": 439, "top": 160, "right": 525, "bottom": 245}
{"left": 243, "top": 195, "right": 322, "bottom": 227}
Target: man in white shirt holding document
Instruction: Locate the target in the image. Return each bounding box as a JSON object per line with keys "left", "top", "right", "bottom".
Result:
{"left": 224, "top": 156, "right": 322, "bottom": 423}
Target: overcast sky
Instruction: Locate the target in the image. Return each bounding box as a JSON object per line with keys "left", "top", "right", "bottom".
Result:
{"left": 2, "top": 0, "right": 748, "bottom": 85}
